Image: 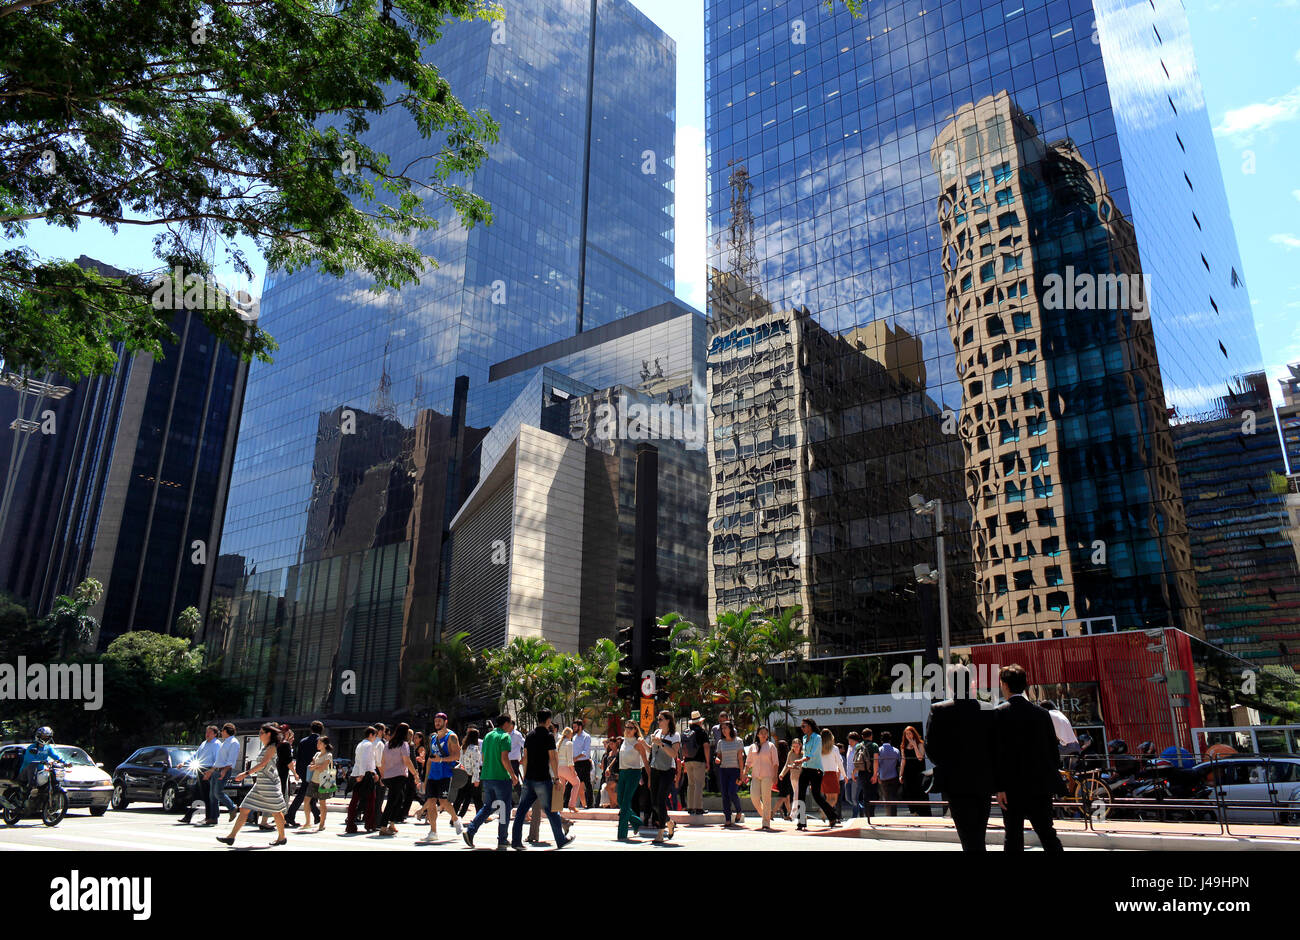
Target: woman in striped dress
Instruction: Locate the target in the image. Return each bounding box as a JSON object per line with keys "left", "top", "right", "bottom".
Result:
{"left": 217, "top": 723, "right": 288, "bottom": 846}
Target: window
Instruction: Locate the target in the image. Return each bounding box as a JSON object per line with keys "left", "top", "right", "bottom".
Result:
{"left": 1029, "top": 445, "right": 1049, "bottom": 469}
{"left": 1042, "top": 536, "right": 1061, "bottom": 556}
{"left": 1046, "top": 566, "right": 1064, "bottom": 586}
{"left": 986, "top": 315, "right": 1006, "bottom": 336}
{"left": 1005, "top": 481, "right": 1024, "bottom": 503}
{"left": 997, "top": 210, "right": 1019, "bottom": 229}
{"left": 980, "top": 261, "right": 995, "bottom": 283}
{"left": 1002, "top": 253, "right": 1024, "bottom": 272}
{"left": 995, "top": 188, "right": 1014, "bottom": 206}
{"left": 992, "top": 368, "right": 1012, "bottom": 389}
{"left": 1032, "top": 475, "right": 1054, "bottom": 498}
{"left": 1027, "top": 414, "right": 1048, "bottom": 436}
{"left": 1012, "top": 312, "right": 1032, "bottom": 332}
{"left": 1016, "top": 338, "right": 1037, "bottom": 354}
{"left": 1019, "top": 362, "right": 1037, "bottom": 382}
{"left": 1013, "top": 569, "right": 1034, "bottom": 590}
{"left": 1036, "top": 507, "right": 1057, "bottom": 527}
{"left": 1008, "top": 511, "right": 1029, "bottom": 533}
{"left": 992, "top": 161, "right": 1012, "bottom": 183}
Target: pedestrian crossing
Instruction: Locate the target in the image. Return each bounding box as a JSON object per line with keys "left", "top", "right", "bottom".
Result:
{"left": 0, "top": 806, "right": 957, "bottom": 852}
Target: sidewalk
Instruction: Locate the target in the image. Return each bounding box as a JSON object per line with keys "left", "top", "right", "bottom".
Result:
{"left": 838, "top": 814, "right": 1300, "bottom": 851}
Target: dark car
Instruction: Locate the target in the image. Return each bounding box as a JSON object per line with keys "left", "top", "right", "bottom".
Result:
{"left": 111, "top": 745, "right": 200, "bottom": 812}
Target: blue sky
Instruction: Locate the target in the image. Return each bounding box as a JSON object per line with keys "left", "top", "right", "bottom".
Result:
{"left": 13, "top": 1, "right": 1298, "bottom": 405}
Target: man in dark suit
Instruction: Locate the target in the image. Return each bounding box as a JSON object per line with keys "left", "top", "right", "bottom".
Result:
{"left": 285, "top": 720, "right": 324, "bottom": 828}
{"left": 926, "top": 665, "right": 994, "bottom": 852}
{"left": 993, "top": 664, "right": 1064, "bottom": 852}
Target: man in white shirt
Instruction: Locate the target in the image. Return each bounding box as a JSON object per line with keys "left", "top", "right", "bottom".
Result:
{"left": 570, "top": 719, "right": 593, "bottom": 808}
{"left": 213, "top": 722, "right": 241, "bottom": 822}
{"left": 1041, "top": 700, "right": 1080, "bottom": 769}
{"left": 181, "top": 724, "right": 222, "bottom": 824}
{"left": 345, "top": 726, "right": 380, "bottom": 833}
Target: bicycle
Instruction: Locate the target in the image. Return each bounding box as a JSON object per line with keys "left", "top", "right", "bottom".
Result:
{"left": 1057, "top": 767, "right": 1113, "bottom": 822}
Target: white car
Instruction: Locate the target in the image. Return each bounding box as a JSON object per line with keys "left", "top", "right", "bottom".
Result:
{"left": 1195, "top": 756, "right": 1300, "bottom": 824}
{"left": 0, "top": 743, "right": 113, "bottom": 816}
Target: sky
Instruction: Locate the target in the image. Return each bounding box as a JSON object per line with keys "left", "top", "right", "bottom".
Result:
{"left": 12, "top": 0, "right": 1298, "bottom": 406}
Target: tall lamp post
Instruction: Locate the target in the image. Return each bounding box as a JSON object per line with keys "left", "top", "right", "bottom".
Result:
{"left": 910, "top": 494, "right": 950, "bottom": 675}
{"left": 1, "top": 367, "right": 72, "bottom": 538}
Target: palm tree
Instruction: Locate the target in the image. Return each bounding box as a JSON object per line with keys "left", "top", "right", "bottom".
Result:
{"left": 577, "top": 637, "right": 625, "bottom": 730}
{"left": 480, "top": 636, "right": 557, "bottom": 718}
{"left": 411, "top": 631, "right": 481, "bottom": 724}
{"left": 42, "top": 578, "right": 103, "bottom": 657}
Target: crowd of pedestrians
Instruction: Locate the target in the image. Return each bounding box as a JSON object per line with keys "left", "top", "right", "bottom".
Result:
{"left": 186, "top": 661, "right": 1064, "bottom": 851}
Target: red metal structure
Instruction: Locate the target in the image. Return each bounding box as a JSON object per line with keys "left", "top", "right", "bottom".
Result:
{"left": 969, "top": 629, "right": 1201, "bottom": 755}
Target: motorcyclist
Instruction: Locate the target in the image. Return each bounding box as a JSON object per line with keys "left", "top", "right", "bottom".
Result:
{"left": 18, "top": 726, "right": 64, "bottom": 796}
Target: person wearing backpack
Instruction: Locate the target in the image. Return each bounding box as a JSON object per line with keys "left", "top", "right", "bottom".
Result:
{"left": 855, "top": 728, "right": 879, "bottom": 818}
{"left": 681, "top": 711, "right": 710, "bottom": 815}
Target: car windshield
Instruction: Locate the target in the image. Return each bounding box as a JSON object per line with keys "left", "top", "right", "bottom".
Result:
{"left": 51, "top": 746, "right": 95, "bottom": 767}
{"left": 169, "top": 747, "right": 198, "bottom": 767}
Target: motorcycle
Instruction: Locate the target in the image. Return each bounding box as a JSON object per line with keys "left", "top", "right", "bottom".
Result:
{"left": 0, "top": 760, "right": 70, "bottom": 827}
{"left": 1130, "top": 763, "right": 1213, "bottom": 822}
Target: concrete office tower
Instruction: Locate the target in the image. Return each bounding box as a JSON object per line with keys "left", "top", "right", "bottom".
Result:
{"left": 706, "top": 0, "right": 1279, "bottom": 657}
{"left": 215, "top": 0, "right": 679, "bottom": 717}
{"left": 1277, "top": 363, "right": 1300, "bottom": 474}
{"left": 0, "top": 256, "right": 247, "bottom": 644}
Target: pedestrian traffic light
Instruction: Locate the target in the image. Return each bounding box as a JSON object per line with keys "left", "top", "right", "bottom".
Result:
{"left": 647, "top": 618, "right": 671, "bottom": 667}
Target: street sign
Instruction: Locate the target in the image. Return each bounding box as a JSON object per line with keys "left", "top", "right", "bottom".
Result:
{"left": 640, "top": 669, "right": 656, "bottom": 697}
{"left": 639, "top": 696, "right": 655, "bottom": 734}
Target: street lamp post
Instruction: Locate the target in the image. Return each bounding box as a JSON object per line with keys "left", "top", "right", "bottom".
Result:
{"left": 910, "top": 494, "right": 950, "bottom": 675}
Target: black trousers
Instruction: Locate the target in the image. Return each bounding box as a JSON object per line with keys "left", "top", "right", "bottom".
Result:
{"left": 947, "top": 794, "right": 991, "bottom": 852}
{"left": 180, "top": 774, "right": 211, "bottom": 821}
{"left": 796, "top": 768, "right": 838, "bottom": 824}
{"left": 285, "top": 771, "right": 319, "bottom": 825}
{"left": 573, "top": 759, "right": 593, "bottom": 807}
{"left": 454, "top": 781, "right": 482, "bottom": 818}
{"left": 1002, "top": 791, "right": 1063, "bottom": 852}
{"left": 649, "top": 768, "right": 673, "bottom": 830}
{"left": 381, "top": 776, "right": 407, "bottom": 825}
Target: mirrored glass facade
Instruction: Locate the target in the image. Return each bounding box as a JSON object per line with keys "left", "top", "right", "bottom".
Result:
{"left": 705, "top": 0, "right": 1296, "bottom": 663}
{"left": 213, "top": 0, "right": 678, "bottom": 716}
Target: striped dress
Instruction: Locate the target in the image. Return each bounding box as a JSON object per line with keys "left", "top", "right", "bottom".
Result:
{"left": 240, "top": 747, "right": 288, "bottom": 815}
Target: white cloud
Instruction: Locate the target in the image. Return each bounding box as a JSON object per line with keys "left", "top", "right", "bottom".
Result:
{"left": 1213, "top": 85, "right": 1300, "bottom": 141}
{"left": 1292, "top": 189, "right": 1300, "bottom": 202}
{"left": 1270, "top": 233, "right": 1300, "bottom": 250}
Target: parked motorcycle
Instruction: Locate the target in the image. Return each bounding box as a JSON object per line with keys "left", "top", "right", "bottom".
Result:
{"left": 1131, "top": 763, "right": 1213, "bottom": 822}
{"left": 0, "top": 760, "right": 70, "bottom": 827}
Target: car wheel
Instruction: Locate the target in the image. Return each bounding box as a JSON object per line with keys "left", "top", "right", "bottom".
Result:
{"left": 111, "top": 782, "right": 129, "bottom": 810}
{"left": 161, "top": 783, "right": 178, "bottom": 812}
{"left": 89, "top": 806, "right": 109, "bottom": 817}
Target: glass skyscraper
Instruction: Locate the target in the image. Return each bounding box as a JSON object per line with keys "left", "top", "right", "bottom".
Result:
{"left": 213, "top": 0, "right": 678, "bottom": 716}
{"left": 705, "top": 0, "right": 1295, "bottom": 660}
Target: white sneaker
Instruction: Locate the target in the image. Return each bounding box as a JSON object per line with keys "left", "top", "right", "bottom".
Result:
{"left": 454, "top": 818, "right": 464, "bottom": 836}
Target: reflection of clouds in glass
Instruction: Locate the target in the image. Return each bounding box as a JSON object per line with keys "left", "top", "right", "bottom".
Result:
{"left": 1097, "top": 0, "right": 1205, "bottom": 131}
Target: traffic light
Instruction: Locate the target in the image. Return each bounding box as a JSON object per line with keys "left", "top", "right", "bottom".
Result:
{"left": 616, "top": 624, "right": 638, "bottom": 703}
{"left": 647, "top": 618, "right": 671, "bottom": 668}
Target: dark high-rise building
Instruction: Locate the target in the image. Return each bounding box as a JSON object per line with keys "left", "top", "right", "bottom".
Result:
{"left": 215, "top": 0, "right": 680, "bottom": 716}
{"left": 705, "top": 0, "right": 1281, "bottom": 656}
{"left": 1278, "top": 363, "right": 1300, "bottom": 474}
{"left": 0, "top": 256, "right": 247, "bottom": 643}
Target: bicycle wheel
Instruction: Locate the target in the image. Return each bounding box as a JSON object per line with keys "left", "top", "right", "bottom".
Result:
{"left": 1077, "top": 777, "right": 1113, "bottom": 821}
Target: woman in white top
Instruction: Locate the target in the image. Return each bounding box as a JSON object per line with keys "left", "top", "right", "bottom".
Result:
{"left": 553, "top": 726, "right": 584, "bottom": 812}
{"left": 616, "top": 721, "right": 650, "bottom": 841}
{"left": 648, "top": 711, "right": 680, "bottom": 844}
{"left": 820, "top": 728, "right": 845, "bottom": 827}
{"left": 452, "top": 727, "right": 483, "bottom": 818}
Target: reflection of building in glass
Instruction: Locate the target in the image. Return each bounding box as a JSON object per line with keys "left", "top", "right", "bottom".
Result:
{"left": 706, "top": 270, "right": 978, "bottom": 657}
{"left": 445, "top": 373, "right": 708, "bottom": 658}
{"left": 1171, "top": 374, "right": 1300, "bottom": 668}
{"left": 214, "top": 0, "right": 680, "bottom": 717}
{"left": 705, "top": 0, "right": 1284, "bottom": 686}
{"left": 931, "top": 92, "right": 1197, "bottom": 641}
{"left": 0, "top": 256, "right": 246, "bottom": 643}
{"left": 1278, "top": 363, "right": 1300, "bottom": 474}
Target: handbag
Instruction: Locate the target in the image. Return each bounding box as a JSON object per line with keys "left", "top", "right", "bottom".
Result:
{"left": 317, "top": 764, "right": 338, "bottom": 795}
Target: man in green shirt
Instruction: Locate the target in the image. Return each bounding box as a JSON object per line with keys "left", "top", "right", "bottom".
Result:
{"left": 463, "top": 714, "right": 520, "bottom": 849}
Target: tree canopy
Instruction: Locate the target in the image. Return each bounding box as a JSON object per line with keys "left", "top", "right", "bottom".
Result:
{"left": 1, "top": 0, "right": 500, "bottom": 377}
